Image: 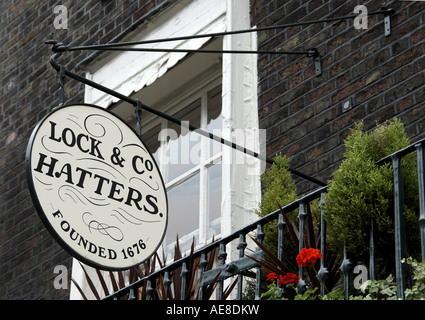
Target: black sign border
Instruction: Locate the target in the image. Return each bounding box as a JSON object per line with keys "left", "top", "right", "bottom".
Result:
{"left": 26, "top": 103, "right": 168, "bottom": 271}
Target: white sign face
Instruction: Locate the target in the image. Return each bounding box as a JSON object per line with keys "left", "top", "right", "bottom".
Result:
{"left": 26, "top": 104, "right": 168, "bottom": 270}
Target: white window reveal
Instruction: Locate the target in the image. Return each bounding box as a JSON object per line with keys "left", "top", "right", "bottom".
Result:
{"left": 71, "top": 0, "right": 261, "bottom": 300}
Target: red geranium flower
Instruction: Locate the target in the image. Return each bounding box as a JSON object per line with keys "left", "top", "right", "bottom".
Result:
{"left": 280, "top": 273, "right": 299, "bottom": 286}
{"left": 267, "top": 272, "right": 300, "bottom": 286}
{"left": 296, "top": 248, "right": 323, "bottom": 267}
{"left": 266, "top": 273, "right": 278, "bottom": 282}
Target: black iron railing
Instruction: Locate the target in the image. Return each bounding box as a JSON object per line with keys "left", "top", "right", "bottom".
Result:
{"left": 102, "top": 186, "right": 326, "bottom": 300}
{"left": 102, "top": 137, "right": 425, "bottom": 301}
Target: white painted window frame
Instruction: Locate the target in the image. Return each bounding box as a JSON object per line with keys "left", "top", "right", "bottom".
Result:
{"left": 155, "top": 76, "right": 223, "bottom": 256}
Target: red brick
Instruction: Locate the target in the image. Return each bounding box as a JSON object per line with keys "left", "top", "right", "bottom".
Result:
{"left": 385, "top": 74, "right": 424, "bottom": 104}
{"left": 288, "top": 72, "right": 303, "bottom": 89}
{"left": 355, "top": 77, "right": 393, "bottom": 105}
{"left": 332, "top": 80, "right": 363, "bottom": 104}
{"left": 330, "top": 51, "right": 361, "bottom": 77}
{"left": 306, "top": 81, "right": 334, "bottom": 104}
{"left": 307, "top": 136, "right": 338, "bottom": 161}
{"left": 333, "top": 107, "right": 367, "bottom": 132}
{"left": 383, "top": 46, "right": 423, "bottom": 75}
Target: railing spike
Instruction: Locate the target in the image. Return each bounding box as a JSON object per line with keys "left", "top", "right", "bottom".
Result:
{"left": 340, "top": 246, "right": 353, "bottom": 300}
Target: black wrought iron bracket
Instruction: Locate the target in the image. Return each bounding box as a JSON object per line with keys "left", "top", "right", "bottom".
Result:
{"left": 44, "top": 7, "right": 394, "bottom": 187}
{"left": 46, "top": 47, "right": 326, "bottom": 186}
{"left": 384, "top": 7, "right": 394, "bottom": 37}
{"left": 308, "top": 48, "right": 322, "bottom": 77}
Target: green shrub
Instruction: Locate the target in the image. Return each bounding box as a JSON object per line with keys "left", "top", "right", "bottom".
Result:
{"left": 254, "top": 154, "right": 298, "bottom": 263}
{"left": 255, "top": 154, "right": 298, "bottom": 217}
{"left": 324, "top": 119, "right": 419, "bottom": 276}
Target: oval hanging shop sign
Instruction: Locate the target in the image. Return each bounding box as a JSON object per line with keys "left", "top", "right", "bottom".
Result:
{"left": 26, "top": 104, "right": 168, "bottom": 271}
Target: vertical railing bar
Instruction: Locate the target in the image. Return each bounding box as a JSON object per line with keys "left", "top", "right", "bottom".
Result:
{"left": 297, "top": 202, "right": 307, "bottom": 294}
{"left": 418, "top": 143, "right": 425, "bottom": 300}
{"left": 128, "top": 287, "right": 136, "bottom": 300}
{"left": 237, "top": 233, "right": 247, "bottom": 300}
{"left": 163, "top": 271, "right": 171, "bottom": 300}
{"left": 146, "top": 279, "right": 154, "bottom": 300}
{"left": 318, "top": 193, "right": 329, "bottom": 296}
{"left": 298, "top": 202, "right": 306, "bottom": 251}
{"left": 277, "top": 212, "right": 286, "bottom": 297}
{"left": 217, "top": 243, "right": 227, "bottom": 300}
{"left": 277, "top": 212, "right": 286, "bottom": 262}
{"left": 180, "top": 261, "right": 189, "bottom": 300}
{"left": 369, "top": 220, "right": 376, "bottom": 282}
{"left": 392, "top": 154, "right": 406, "bottom": 299}
{"left": 340, "top": 245, "right": 352, "bottom": 300}
{"left": 198, "top": 252, "right": 208, "bottom": 300}
{"left": 415, "top": 142, "right": 425, "bottom": 261}
{"left": 255, "top": 223, "right": 265, "bottom": 300}
{"left": 369, "top": 220, "right": 376, "bottom": 299}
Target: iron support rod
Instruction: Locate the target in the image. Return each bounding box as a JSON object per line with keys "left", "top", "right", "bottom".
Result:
{"left": 56, "top": 8, "right": 394, "bottom": 52}
{"left": 47, "top": 49, "right": 327, "bottom": 186}
{"left": 63, "top": 45, "right": 311, "bottom": 56}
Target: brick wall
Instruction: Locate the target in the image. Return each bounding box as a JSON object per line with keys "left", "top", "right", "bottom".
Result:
{"left": 252, "top": 0, "right": 425, "bottom": 194}
{"left": 2, "top": 0, "right": 425, "bottom": 300}
{"left": 0, "top": 0, "right": 174, "bottom": 300}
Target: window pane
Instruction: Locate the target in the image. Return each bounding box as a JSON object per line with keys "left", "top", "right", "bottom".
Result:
{"left": 165, "top": 99, "right": 201, "bottom": 182}
{"left": 207, "top": 86, "right": 222, "bottom": 158}
{"left": 208, "top": 163, "right": 221, "bottom": 238}
{"left": 165, "top": 174, "right": 200, "bottom": 252}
